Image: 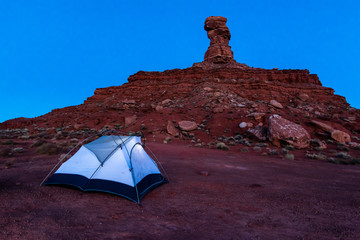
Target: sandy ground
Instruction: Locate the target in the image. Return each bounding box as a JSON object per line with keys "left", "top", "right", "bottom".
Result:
{"left": 1, "top": 142, "right": 360, "bottom": 240}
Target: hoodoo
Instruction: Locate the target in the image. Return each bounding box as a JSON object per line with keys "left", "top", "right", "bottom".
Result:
{"left": 203, "top": 16, "right": 234, "bottom": 63}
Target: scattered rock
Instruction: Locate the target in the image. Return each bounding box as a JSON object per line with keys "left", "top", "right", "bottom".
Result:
{"left": 268, "top": 115, "right": 310, "bottom": 149}
{"left": 248, "top": 125, "right": 267, "bottom": 141}
{"left": 161, "top": 99, "right": 171, "bottom": 105}
{"left": 255, "top": 142, "right": 269, "bottom": 147}
{"left": 12, "top": 147, "right": 25, "bottom": 153}
{"left": 122, "top": 99, "right": 136, "bottom": 104}
{"left": 125, "top": 115, "right": 137, "bottom": 127}
{"left": 73, "top": 124, "right": 86, "bottom": 130}
{"left": 199, "top": 171, "right": 209, "bottom": 176}
{"left": 163, "top": 137, "right": 172, "bottom": 144}
{"left": 213, "top": 107, "right": 224, "bottom": 113}
{"left": 203, "top": 87, "right": 213, "bottom": 91}
{"left": 155, "top": 105, "right": 164, "bottom": 112}
{"left": 253, "top": 146, "right": 261, "bottom": 152}
{"left": 178, "top": 121, "right": 197, "bottom": 131}
{"left": 335, "top": 152, "right": 351, "bottom": 159}
{"left": 166, "top": 121, "right": 179, "bottom": 137}
{"left": 297, "top": 93, "right": 309, "bottom": 101}
{"left": 311, "top": 120, "right": 334, "bottom": 133}
{"left": 252, "top": 113, "right": 265, "bottom": 121}
{"left": 331, "top": 130, "right": 351, "bottom": 143}
{"left": 269, "top": 100, "right": 283, "bottom": 109}
{"left": 268, "top": 149, "right": 278, "bottom": 155}
{"left": 348, "top": 142, "right": 360, "bottom": 150}
{"left": 239, "top": 122, "right": 247, "bottom": 128}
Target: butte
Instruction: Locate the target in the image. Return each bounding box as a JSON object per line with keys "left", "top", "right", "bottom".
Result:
{"left": 1, "top": 16, "right": 359, "bottom": 149}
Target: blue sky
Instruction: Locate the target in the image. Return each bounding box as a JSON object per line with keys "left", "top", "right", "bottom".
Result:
{"left": 0, "top": 0, "right": 359, "bottom": 123}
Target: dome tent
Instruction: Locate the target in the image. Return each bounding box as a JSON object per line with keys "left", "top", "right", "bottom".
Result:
{"left": 43, "top": 135, "right": 167, "bottom": 204}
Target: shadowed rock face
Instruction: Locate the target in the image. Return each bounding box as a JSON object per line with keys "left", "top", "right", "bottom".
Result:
{"left": 204, "top": 16, "right": 234, "bottom": 64}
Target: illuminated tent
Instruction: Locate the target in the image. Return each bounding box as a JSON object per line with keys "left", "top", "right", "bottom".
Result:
{"left": 44, "top": 135, "right": 166, "bottom": 204}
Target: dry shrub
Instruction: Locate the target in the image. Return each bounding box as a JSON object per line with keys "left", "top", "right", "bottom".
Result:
{"left": 285, "top": 153, "right": 295, "bottom": 160}
{"left": 31, "top": 140, "right": 46, "bottom": 148}
{"left": 3, "top": 140, "right": 15, "bottom": 145}
{"left": 36, "top": 143, "right": 60, "bottom": 155}
{"left": 216, "top": 142, "right": 229, "bottom": 151}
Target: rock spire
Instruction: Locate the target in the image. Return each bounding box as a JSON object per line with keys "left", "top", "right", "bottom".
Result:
{"left": 204, "top": 16, "right": 234, "bottom": 63}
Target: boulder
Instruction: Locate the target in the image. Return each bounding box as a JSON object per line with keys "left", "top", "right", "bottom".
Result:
{"left": 268, "top": 115, "right": 310, "bottom": 149}
{"left": 331, "top": 130, "right": 351, "bottom": 143}
{"left": 166, "top": 121, "right": 179, "bottom": 137}
{"left": 178, "top": 121, "right": 197, "bottom": 131}
{"left": 311, "top": 120, "right": 334, "bottom": 132}
{"left": 269, "top": 100, "right": 283, "bottom": 109}
{"left": 248, "top": 126, "right": 267, "bottom": 141}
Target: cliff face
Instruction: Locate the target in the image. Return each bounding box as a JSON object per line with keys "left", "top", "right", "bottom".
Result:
{"left": 1, "top": 16, "right": 359, "bottom": 148}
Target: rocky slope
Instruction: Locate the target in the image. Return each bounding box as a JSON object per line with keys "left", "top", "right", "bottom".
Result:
{"left": 1, "top": 16, "right": 360, "bottom": 152}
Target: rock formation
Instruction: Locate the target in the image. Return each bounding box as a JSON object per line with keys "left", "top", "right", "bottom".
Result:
{"left": 1, "top": 16, "right": 360, "bottom": 151}
{"left": 204, "top": 16, "right": 234, "bottom": 64}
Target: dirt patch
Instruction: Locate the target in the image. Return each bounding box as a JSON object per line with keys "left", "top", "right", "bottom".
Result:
{"left": 0, "top": 142, "right": 360, "bottom": 239}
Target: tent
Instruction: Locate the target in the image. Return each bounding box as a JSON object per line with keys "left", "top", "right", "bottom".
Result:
{"left": 43, "top": 135, "right": 167, "bottom": 204}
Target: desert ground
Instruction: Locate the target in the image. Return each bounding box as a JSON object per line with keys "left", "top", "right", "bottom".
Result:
{"left": 1, "top": 141, "right": 359, "bottom": 240}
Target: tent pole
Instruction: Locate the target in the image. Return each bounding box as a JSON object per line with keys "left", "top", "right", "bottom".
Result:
{"left": 83, "top": 141, "right": 122, "bottom": 189}
{"left": 119, "top": 136, "right": 141, "bottom": 204}
{"left": 40, "top": 132, "right": 103, "bottom": 186}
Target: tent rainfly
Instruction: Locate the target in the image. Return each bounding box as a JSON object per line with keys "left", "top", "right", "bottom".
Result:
{"left": 43, "top": 135, "right": 167, "bottom": 204}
